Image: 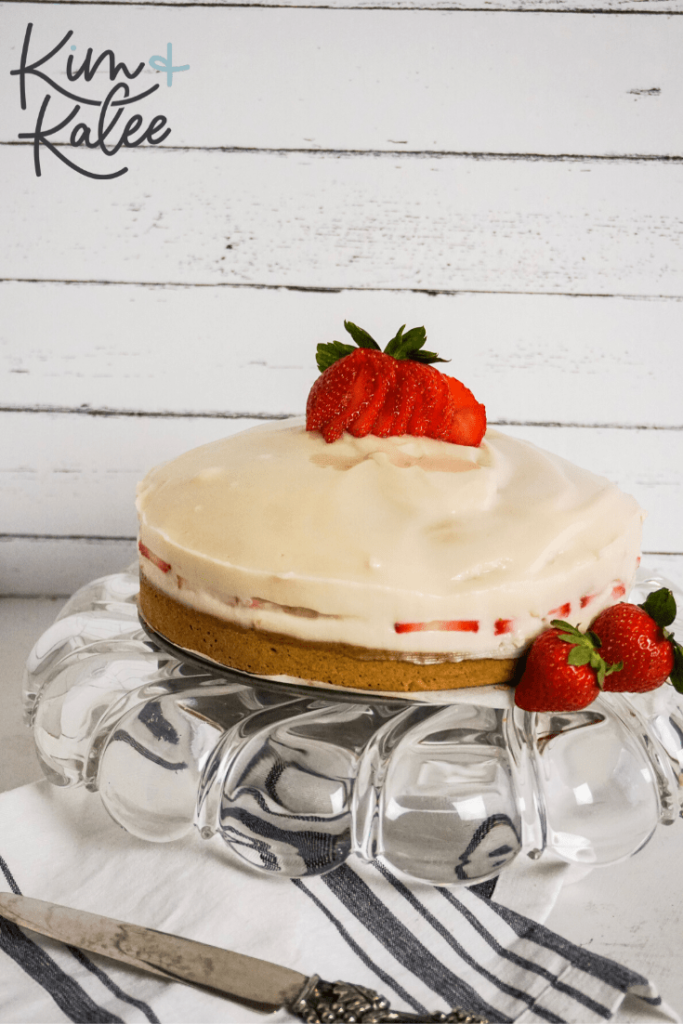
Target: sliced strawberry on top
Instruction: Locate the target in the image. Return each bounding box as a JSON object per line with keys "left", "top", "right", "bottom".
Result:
{"left": 307, "top": 320, "right": 487, "bottom": 447}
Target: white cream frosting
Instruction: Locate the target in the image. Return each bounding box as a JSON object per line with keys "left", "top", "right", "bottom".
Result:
{"left": 136, "top": 417, "right": 644, "bottom": 660}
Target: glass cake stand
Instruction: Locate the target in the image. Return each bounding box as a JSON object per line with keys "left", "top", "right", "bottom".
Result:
{"left": 23, "top": 565, "right": 683, "bottom": 887}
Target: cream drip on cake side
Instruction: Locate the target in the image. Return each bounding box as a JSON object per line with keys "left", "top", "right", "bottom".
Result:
{"left": 136, "top": 417, "right": 645, "bottom": 660}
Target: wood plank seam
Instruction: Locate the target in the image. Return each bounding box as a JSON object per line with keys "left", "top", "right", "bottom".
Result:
{"left": 2, "top": 1, "right": 682, "bottom": 11}
{"left": 5, "top": 142, "right": 683, "bottom": 162}
{"left": 4, "top": 281, "right": 683, "bottom": 301}
{"left": 0, "top": 534, "right": 137, "bottom": 542}
{"left": 2, "top": 408, "right": 681, "bottom": 430}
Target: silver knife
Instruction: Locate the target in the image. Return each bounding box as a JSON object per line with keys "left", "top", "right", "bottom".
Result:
{"left": 0, "top": 892, "right": 486, "bottom": 1023}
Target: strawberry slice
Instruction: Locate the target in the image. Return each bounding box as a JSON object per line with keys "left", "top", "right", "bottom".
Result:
{"left": 407, "top": 363, "right": 443, "bottom": 437}
{"left": 307, "top": 349, "right": 379, "bottom": 443}
{"left": 348, "top": 356, "right": 396, "bottom": 437}
{"left": 548, "top": 602, "right": 571, "bottom": 619}
{"left": 495, "top": 618, "right": 514, "bottom": 635}
{"left": 138, "top": 541, "right": 171, "bottom": 574}
{"left": 389, "top": 361, "right": 421, "bottom": 436}
{"left": 395, "top": 619, "right": 479, "bottom": 633}
{"left": 445, "top": 403, "right": 487, "bottom": 447}
{"left": 422, "top": 370, "right": 451, "bottom": 440}
{"left": 372, "top": 371, "right": 400, "bottom": 437}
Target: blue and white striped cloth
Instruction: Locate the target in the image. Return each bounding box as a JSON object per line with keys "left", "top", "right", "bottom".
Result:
{"left": 0, "top": 781, "right": 676, "bottom": 1024}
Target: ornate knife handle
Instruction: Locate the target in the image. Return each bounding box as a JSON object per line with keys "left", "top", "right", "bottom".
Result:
{"left": 289, "top": 976, "right": 488, "bottom": 1024}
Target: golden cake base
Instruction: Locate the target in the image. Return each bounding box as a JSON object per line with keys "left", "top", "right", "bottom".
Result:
{"left": 139, "top": 574, "right": 520, "bottom": 693}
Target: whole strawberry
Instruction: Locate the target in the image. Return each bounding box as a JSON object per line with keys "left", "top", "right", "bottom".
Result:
{"left": 515, "top": 622, "right": 620, "bottom": 713}
{"left": 306, "top": 321, "right": 486, "bottom": 447}
{"left": 591, "top": 588, "right": 683, "bottom": 693}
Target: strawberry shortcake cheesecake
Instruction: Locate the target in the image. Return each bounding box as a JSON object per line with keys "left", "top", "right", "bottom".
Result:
{"left": 136, "top": 322, "right": 645, "bottom": 693}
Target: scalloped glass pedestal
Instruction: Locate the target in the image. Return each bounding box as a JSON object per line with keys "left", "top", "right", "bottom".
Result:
{"left": 24, "top": 567, "right": 683, "bottom": 886}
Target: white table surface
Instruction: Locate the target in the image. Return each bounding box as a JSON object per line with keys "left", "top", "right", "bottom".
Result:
{"left": 1, "top": 595, "right": 681, "bottom": 1023}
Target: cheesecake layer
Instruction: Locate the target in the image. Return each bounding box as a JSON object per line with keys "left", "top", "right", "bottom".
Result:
{"left": 136, "top": 418, "right": 644, "bottom": 664}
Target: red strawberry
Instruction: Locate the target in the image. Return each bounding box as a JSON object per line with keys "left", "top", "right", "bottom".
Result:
{"left": 591, "top": 588, "right": 683, "bottom": 693}
{"left": 391, "top": 360, "right": 426, "bottom": 436}
{"left": 347, "top": 354, "right": 396, "bottom": 438}
{"left": 306, "top": 321, "right": 486, "bottom": 447}
{"left": 372, "top": 368, "right": 401, "bottom": 437}
{"left": 306, "top": 348, "right": 384, "bottom": 443}
{"left": 515, "top": 621, "right": 620, "bottom": 712}
{"left": 416, "top": 365, "right": 451, "bottom": 437}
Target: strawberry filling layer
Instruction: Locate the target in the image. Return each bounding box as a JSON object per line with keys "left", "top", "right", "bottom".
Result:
{"left": 395, "top": 620, "right": 480, "bottom": 634}
{"left": 138, "top": 541, "right": 171, "bottom": 574}
{"left": 548, "top": 602, "right": 572, "bottom": 619}
{"left": 494, "top": 619, "right": 514, "bottom": 636}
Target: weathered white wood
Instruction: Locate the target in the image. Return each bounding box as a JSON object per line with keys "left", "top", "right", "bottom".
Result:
{"left": 0, "top": 412, "right": 264, "bottom": 538}
{"left": 1, "top": 411, "right": 680, "bottom": 552}
{"left": 1, "top": 282, "right": 680, "bottom": 427}
{"left": 5, "top": 7, "right": 682, "bottom": 154}
{"left": 13, "top": 1, "right": 682, "bottom": 12}
{"left": 3, "top": 2, "right": 681, "bottom": 602}
{"left": 4, "top": 148, "right": 683, "bottom": 295}
{"left": 0, "top": 537, "right": 137, "bottom": 596}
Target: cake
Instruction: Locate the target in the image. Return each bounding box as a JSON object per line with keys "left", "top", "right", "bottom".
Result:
{"left": 137, "top": 322, "right": 644, "bottom": 693}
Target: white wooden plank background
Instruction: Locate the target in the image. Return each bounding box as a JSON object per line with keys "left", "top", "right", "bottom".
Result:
{"left": 2, "top": 1, "right": 682, "bottom": 595}
{"left": 2, "top": 283, "right": 679, "bottom": 424}
{"left": 5, "top": 8, "right": 683, "bottom": 155}
{"left": 5, "top": 150, "right": 683, "bottom": 295}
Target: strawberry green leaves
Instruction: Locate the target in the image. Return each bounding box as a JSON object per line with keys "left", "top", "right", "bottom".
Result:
{"left": 550, "top": 619, "right": 623, "bottom": 687}
{"left": 315, "top": 340, "right": 357, "bottom": 372}
{"left": 342, "top": 321, "right": 381, "bottom": 351}
{"left": 640, "top": 587, "right": 677, "bottom": 629}
{"left": 315, "top": 321, "right": 448, "bottom": 373}
{"left": 383, "top": 324, "right": 448, "bottom": 364}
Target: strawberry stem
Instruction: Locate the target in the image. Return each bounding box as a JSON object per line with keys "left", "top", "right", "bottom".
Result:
{"left": 315, "top": 322, "right": 450, "bottom": 373}
{"left": 343, "top": 321, "right": 381, "bottom": 351}
{"left": 550, "top": 618, "right": 622, "bottom": 689}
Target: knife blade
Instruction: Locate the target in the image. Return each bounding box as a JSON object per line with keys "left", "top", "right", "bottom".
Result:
{"left": 0, "top": 891, "right": 487, "bottom": 1023}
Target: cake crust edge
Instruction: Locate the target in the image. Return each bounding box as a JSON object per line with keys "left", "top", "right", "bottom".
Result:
{"left": 139, "top": 573, "right": 520, "bottom": 692}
